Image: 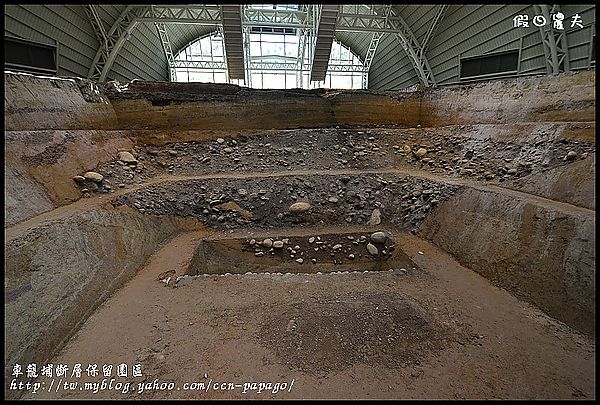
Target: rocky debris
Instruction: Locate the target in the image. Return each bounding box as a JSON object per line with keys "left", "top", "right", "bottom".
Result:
{"left": 564, "top": 151, "right": 578, "bottom": 161}
{"left": 414, "top": 148, "right": 427, "bottom": 158}
{"left": 156, "top": 156, "right": 168, "bottom": 167}
{"left": 217, "top": 138, "right": 225, "bottom": 144}
{"left": 216, "top": 201, "right": 253, "bottom": 219}
{"left": 118, "top": 151, "right": 137, "bottom": 164}
{"left": 83, "top": 171, "right": 104, "bottom": 182}
{"left": 114, "top": 172, "right": 461, "bottom": 232}
{"left": 295, "top": 258, "right": 304, "bottom": 264}
{"left": 241, "top": 232, "right": 400, "bottom": 266}
{"left": 366, "top": 243, "right": 379, "bottom": 256}
{"left": 289, "top": 202, "right": 311, "bottom": 213}
{"left": 87, "top": 127, "right": 594, "bottom": 199}
{"left": 370, "top": 231, "right": 387, "bottom": 244}
{"left": 72, "top": 175, "right": 86, "bottom": 184}
{"left": 367, "top": 209, "right": 381, "bottom": 226}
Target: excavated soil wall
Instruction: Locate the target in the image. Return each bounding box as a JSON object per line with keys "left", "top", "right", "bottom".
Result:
{"left": 5, "top": 70, "right": 595, "bottom": 133}
{"left": 4, "top": 72, "right": 117, "bottom": 131}
{"left": 419, "top": 187, "right": 595, "bottom": 335}
{"left": 420, "top": 70, "right": 596, "bottom": 125}
{"left": 4, "top": 207, "right": 200, "bottom": 386}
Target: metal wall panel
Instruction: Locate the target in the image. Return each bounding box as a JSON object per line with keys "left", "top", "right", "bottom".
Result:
{"left": 4, "top": 4, "right": 98, "bottom": 77}
{"left": 369, "top": 4, "right": 595, "bottom": 90}
{"left": 110, "top": 22, "right": 168, "bottom": 81}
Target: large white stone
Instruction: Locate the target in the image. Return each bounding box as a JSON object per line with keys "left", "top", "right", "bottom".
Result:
{"left": 83, "top": 171, "right": 103, "bottom": 182}
{"left": 289, "top": 202, "right": 311, "bottom": 213}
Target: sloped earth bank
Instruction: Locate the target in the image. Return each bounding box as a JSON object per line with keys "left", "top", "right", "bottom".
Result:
{"left": 25, "top": 232, "right": 594, "bottom": 399}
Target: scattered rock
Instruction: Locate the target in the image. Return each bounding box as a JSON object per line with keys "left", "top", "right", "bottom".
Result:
{"left": 289, "top": 202, "right": 311, "bottom": 213}
{"left": 83, "top": 171, "right": 103, "bottom": 182}
{"left": 295, "top": 258, "right": 304, "bottom": 264}
{"left": 118, "top": 151, "right": 137, "bottom": 164}
{"left": 72, "top": 175, "right": 86, "bottom": 184}
{"left": 216, "top": 201, "right": 253, "bottom": 219}
{"left": 308, "top": 237, "right": 315, "bottom": 244}
{"left": 370, "top": 231, "right": 386, "bottom": 244}
{"left": 414, "top": 148, "right": 427, "bottom": 158}
{"left": 564, "top": 151, "right": 578, "bottom": 161}
{"left": 328, "top": 196, "right": 339, "bottom": 203}
{"left": 366, "top": 243, "right": 379, "bottom": 256}
{"left": 217, "top": 138, "right": 225, "bottom": 144}
{"left": 273, "top": 240, "right": 284, "bottom": 249}
{"left": 262, "top": 238, "right": 273, "bottom": 248}
{"left": 367, "top": 209, "right": 381, "bottom": 226}
{"left": 332, "top": 244, "right": 342, "bottom": 250}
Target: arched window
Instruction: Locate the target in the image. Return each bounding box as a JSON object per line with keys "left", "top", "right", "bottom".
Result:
{"left": 172, "top": 30, "right": 365, "bottom": 89}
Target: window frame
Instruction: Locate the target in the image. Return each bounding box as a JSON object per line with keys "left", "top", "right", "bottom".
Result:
{"left": 458, "top": 48, "right": 521, "bottom": 83}
{"left": 4, "top": 35, "right": 59, "bottom": 76}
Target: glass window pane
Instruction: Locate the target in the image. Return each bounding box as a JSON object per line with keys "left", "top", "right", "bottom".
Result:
{"left": 330, "top": 74, "right": 352, "bottom": 89}
{"left": 212, "top": 39, "right": 223, "bottom": 57}
{"left": 250, "top": 42, "right": 261, "bottom": 57}
{"left": 251, "top": 73, "right": 263, "bottom": 88}
{"left": 340, "top": 46, "right": 349, "bottom": 61}
{"left": 213, "top": 72, "right": 227, "bottom": 83}
{"left": 286, "top": 73, "right": 296, "bottom": 89}
{"left": 263, "top": 73, "right": 285, "bottom": 88}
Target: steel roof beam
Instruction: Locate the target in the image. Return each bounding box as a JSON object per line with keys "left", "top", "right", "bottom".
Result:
{"left": 154, "top": 22, "right": 176, "bottom": 81}
{"left": 362, "top": 5, "right": 393, "bottom": 89}
{"left": 534, "top": 4, "right": 570, "bottom": 74}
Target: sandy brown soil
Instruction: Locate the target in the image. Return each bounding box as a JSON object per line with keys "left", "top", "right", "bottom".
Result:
{"left": 23, "top": 230, "right": 594, "bottom": 400}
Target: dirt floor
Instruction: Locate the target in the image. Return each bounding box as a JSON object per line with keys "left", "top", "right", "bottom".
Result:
{"left": 23, "top": 230, "right": 594, "bottom": 400}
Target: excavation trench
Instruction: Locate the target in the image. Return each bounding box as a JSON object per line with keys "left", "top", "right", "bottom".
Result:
{"left": 182, "top": 232, "right": 418, "bottom": 278}
{"left": 4, "top": 71, "right": 596, "bottom": 399}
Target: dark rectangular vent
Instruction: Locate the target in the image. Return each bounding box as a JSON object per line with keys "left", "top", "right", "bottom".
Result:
{"left": 4, "top": 36, "right": 57, "bottom": 75}
{"left": 250, "top": 26, "right": 296, "bottom": 35}
{"left": 460, "top": 50, "right": 519, "bottom": 79}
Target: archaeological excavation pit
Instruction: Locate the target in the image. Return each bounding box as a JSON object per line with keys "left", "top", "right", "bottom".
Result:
{"left": 4, "top": 63, "right": 595, "bottom": 399}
